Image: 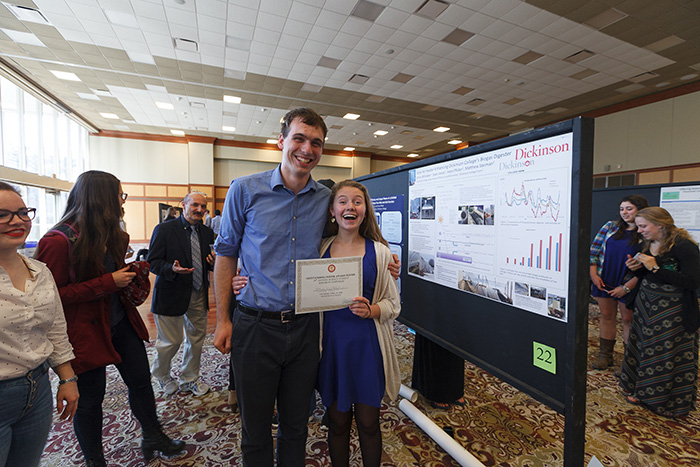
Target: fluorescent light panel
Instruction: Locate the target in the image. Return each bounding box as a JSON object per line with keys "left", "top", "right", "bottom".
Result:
{"left": 222, "top": 126, "right": 236, "bottom": 132}
{"left": 433, "top": 126, "right": 450, "bottom": 132}
{"left": 4, "top": 3, "right": 50, "bottom": 24}
{"left": 1, "top": 28, "right": 44, "bottom": 46}
{"left": 373, "top": 130, "right": 388, "bottom": 136}
{"left": 224, "top": 95, "right": 241, "bottom": 104}
{"left": 343, "top": 113, "right": 360, "bottom": 120}
{"left": 100, "top": 112, "right": 119, "bottom": 119}
{"left": 156, "top": 102, "right": 174, "bottom": 110}
{"left": 50, "top": 70, "right": 81, "bottom": 81}
{"left": 170, "top": 129, "right": 185, "bottom": 136}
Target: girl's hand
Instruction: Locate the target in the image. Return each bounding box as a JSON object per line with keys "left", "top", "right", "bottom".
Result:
{"left": 231, "top": 270, "right": 247, "bottom": 295}
{"left": 625, "top": 254, "right": 642, "bottom": 271}
{"left": 112, "top": 266, "right": 136, "bottom": 288}
{"left": 632, "top": 253, "right": 658, "bottom": 271}
{"left": 56, "top": 382, "right": 79, "bottom": 421}
{"left": 607, "top": 286, "right": 625, "bottom": 298}
{"left": 350, "top": 296, "right": 372, "bottom": 319}
{"left": 590, "top": 274, "right": 605, "bottom": 290}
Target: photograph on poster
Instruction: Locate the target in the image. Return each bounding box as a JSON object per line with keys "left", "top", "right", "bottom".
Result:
{"left": 408, "top": 133, "right": 573, "bottom": 321}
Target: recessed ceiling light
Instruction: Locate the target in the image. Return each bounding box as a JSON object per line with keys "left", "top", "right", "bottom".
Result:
{"left": 348, "top": 74, "right": 370, "bottom": 84}
{"left": 104, "top": 9, "right": 138, "bottom": 28}
{"left": 50, "top": 70, "right": 81, "bottom": 81}
{"left": 76, "top": 92, "right": 99, "bottom": 101}
{"left": 170, "top": 129, "right": 185, "bottom": 136}
{"left": 224, "top": 95, "right": 241, "bottom": 104}
{"left": 156, "top": 102, "right": 174, "bottom": 110}
{"left": 344, "top": 147, "right": 355, "bottom": 151}
{"left": 373, "top": 130, "right": 388, "bottom": 136}
{"left": 1, "top": 28, "right": 44, "bottom": 46}
{"left": 415, "top": 0, "right": 449, "bottom": 19}
{"left": 343, "top": 113, "right": 360, "bottom": 120}
{"left": 317, "top": 56, "right": 342, "bottom": 70}
{"left": 222, "top": 126, "right": 236, "bottom": 132}
{"left": 390, "top": 144, "right": 403, "bottom": 149}
{"left": 4, "top": 4, "right": 50, "bottom": 24}
{"left": 127, "top": 51, "right": 155, "bottom": 65}
{"left": 433, "top": 126, "right": 450, "bottom": 132}
{"left": 266, "top": 139, "right": 278, "bottom": 144}
{"left": 407, "top": 153, "right": 419, "bottom": 158}
{"left": 93, "top": 89, "right": 112, "bottom": 97}
{"left": 174, "top": 37, "right": 198, "bottom": 52}
{"left": 100, "top": 113, "right": 119, "bottom": 119}
{"left": 680, "top": 73, "right": 698, "bottom": 81}
{"left": 448, "top": 140, "right": 462, "bottom": 145}
{"left": 350, "top": 0, "right": 386, "bottom": 22}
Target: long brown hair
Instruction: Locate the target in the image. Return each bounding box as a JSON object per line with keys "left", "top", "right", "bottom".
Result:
{"left": 636, "top": 206, "right": 697, "bottom": 255}
{"left": 55, "top": 170, "right": 128, "bottom": 281}
{"left": 326, "top": 180, "right": 388, "bottom": 248}
{"left": 612, "top": 194, "right": 649, "bottom": 244}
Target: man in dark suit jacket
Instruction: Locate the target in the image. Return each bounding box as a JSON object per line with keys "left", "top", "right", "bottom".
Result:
{"left": 147, "top": 191, "right": 215, "bottom": 396}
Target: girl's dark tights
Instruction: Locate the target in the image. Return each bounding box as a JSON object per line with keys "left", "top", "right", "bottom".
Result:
{"left": 327, "top": 401, "right": 381, "bottom": 467}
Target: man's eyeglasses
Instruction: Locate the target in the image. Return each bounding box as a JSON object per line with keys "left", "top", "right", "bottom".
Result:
{"left": 120, "top": 193, "right": 128, "bottom": 201}
{"left": 0, "top": 208, "right": 37, "bottom": 224}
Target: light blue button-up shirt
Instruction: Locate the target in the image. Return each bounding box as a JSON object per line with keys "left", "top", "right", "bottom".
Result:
{"left": 215, "top": 166, "right": 331, "bottom": 311}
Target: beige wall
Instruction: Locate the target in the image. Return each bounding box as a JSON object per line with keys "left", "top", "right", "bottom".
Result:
{"left": 89, "top": 137, "right": 189, "bottom": 184}
{"left": 594, "top": 90, "right": 700, "bottom": 175}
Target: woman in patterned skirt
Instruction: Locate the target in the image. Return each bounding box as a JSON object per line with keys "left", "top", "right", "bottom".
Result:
{"left": 620, "top": 207, "right": 700, "bottom": 418}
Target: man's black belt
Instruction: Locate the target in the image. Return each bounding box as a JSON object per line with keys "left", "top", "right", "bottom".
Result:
{"left": 237, "top": 303, "right": 296, "bottom": 323}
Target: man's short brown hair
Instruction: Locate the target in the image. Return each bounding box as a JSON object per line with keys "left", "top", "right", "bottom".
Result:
{"left": 280, "top": 107, "right": 327, "bottom": 139}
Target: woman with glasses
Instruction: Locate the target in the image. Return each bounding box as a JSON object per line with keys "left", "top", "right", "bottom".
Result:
{"left": 36, "top": 171, "right": 185, "bottom": 466}
{"left": 0, "top": 181, "right": 79, "bottom": 467}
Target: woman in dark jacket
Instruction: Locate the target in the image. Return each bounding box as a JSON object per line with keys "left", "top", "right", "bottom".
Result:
{"left": 36, "top": 171, "right": 184, "bottom": 466}
{"left": 621, "top": 207, "right": 700, "bottom": 418}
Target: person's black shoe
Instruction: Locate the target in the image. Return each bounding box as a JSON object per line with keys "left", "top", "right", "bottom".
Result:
{"left": 141, "top": 429, "right": 186, "bottom": 460}
{"left": 85, "top": 458, "right": 107, "bottom": 467}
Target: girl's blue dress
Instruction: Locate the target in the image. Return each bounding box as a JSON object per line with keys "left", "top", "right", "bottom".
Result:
{"left": 317, "top": 237, "right": 385, "bottom": 412}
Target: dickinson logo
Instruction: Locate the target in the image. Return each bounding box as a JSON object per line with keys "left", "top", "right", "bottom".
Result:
{"left": 328, "top": 264, "right": 336, "bottom": 273}
{"left": 515, "top": 142, "right": 569, "bottom": 160}
{"left": 500, "top": 142, "right": 569, "bottom": 171}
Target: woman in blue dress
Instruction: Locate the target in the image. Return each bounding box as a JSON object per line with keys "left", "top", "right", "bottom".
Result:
{"left": 317, "top": 180, "right": 401, "bottom": 467}
{"left": 589, "top": 195, "right": 649, "bottom": 370}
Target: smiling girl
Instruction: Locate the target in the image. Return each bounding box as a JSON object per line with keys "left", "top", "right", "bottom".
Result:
{"left": 316, "top": 180, "right": 400, "bottom": 467}
{"left": 0, "top": 181, "right": 78, "bottom": 467}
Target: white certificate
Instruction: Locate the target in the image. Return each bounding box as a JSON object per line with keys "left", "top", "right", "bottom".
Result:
{"left": 295, "top": 256, "right": 363, "bottom": 313}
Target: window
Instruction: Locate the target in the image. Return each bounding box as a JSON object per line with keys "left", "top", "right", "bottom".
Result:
{"left": 0, "top": 75, "right": 89, "bottom": 181}
{"left": 1, "top": 75, "right": 90, "bottom": 240}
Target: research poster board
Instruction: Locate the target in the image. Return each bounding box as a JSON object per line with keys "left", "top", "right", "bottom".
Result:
{"left": 359, "top": 118, "right": 592, "bottom": 466}
{"left": 372, "top": 195, "right": 404, "bottom": 293}
{"left": 660, "top": 185, "right": 700, "bottom": 244}
{"left": 407, "top": 133, "right": 573, "bottom": 321}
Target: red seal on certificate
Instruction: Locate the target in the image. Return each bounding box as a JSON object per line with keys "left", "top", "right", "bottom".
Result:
{"left": 328, "top": 264, "right": 336, "bottom": 273}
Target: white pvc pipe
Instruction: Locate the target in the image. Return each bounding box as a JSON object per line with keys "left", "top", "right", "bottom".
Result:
{"left": 399, "top": 384, "right": 418, "bottom": 403}
{"left": 398, "top": 399, "right": 486, "bottom": 467}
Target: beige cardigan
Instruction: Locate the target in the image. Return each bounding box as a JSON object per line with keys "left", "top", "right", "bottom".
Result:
{"left": 319, "top": 236, "right": 402, "bottom": 401}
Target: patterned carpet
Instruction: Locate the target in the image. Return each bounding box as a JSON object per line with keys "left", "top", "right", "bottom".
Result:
{"left": 41, "top": 304, "right": 699, "bottom": 466}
